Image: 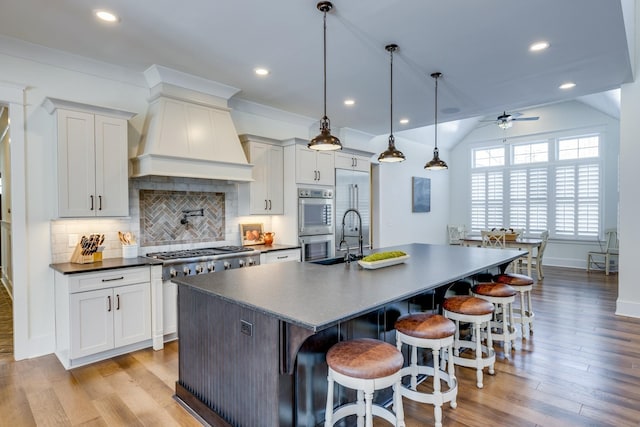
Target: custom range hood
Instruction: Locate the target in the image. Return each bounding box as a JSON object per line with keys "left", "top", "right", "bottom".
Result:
{"left": 131, "top": 65, "right": 253, "bottom": 182}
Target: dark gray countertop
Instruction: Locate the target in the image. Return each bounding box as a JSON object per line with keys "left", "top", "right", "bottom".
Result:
{"left": 50, "top": 257, "right": 162, "bottom": 274}
{"left": 173, "top": 243, "right": 524, "bottom": 332}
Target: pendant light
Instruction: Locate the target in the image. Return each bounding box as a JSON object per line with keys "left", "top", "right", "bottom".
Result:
{"left": 378, "top": 44, "right": 405, "bottom": 163}
{"left": 424, "top": 72, "right": 448, "bottom": 170}
{"left": 308, "top": 1, "right": 342, "bottom": 151}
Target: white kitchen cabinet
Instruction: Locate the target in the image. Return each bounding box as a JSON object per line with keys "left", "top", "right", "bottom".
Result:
{"left": 260, "top": 248, "right": 301, "bottom": 264}
{"left": 335, "top": 152, "right": 371, "bottom": 173}
{"left": 54, "top": 266, "right": 153, "bottom": 369}
{"left": 240, "top": 135, "right": 284, "bottom": 214}
{"left": 295, "top": 144, "right": 335, "bottom": 186}
{"left": 163, "top": 280, "right": 178, "bottom": 338}
{"left": 43, "top": 98, "right": 135, "bottom": 217}
{"left": 70, "top": 282, "right": 151, "bottom": 358}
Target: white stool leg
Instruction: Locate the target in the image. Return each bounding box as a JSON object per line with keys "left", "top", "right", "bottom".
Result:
{"left": 394, "top": 380, "right": 405, "bottom": 427}
{"left": 357, "top": 389, "right": 365, "bottom": 427}
{"left": 447, "top": 343, "right": 457, "bottom": 409}
{"left": 527, "top": 290, "right": 534, "bottom": 333}
{"left": 410, "top": 345, "right": 418, "bottom": 390}
{"left": 432, "top": 347, "right": 443, "bottom": 427}
{"left": 486, "top": 320, "right": 495, "bottom": 375}
{"left": 364, "top": 390, "right": 373, "bottom": 427}
{"left": 325, "top": 373, "right": 334, "bottom": 427}
{"left": 519, "top": 290, "right": 526, "bottom": 337}
{"left": 474, "top": 321, "right": 484, "bottom": 388}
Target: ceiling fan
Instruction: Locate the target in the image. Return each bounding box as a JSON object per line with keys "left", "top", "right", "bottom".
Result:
{"left": 482, "top": 111, "right": 540, "bottom": 129}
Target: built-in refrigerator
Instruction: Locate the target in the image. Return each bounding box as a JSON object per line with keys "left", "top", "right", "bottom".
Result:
{"left": 334, "top": 168, "right": 370, "bottom": 256}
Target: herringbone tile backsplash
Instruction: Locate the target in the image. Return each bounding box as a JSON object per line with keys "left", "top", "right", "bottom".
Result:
{"left": 140, "top": 190, "right": 225, "bottom": 246}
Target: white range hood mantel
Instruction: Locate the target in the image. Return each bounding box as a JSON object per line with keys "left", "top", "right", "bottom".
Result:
{"left": 130, "top": 65, "right": 254, "bottom": 182}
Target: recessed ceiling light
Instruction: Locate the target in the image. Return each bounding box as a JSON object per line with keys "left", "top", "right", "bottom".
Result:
{"left": 399, "top": 118, "right": 409, "bottom": 124}
{"left": 94, "top": 10, "right": 119, "bottom": 23}
{"left": 529, "top": 41, "right": 550, "bottom": 52}
{"left": 344, "top": 99, "right": 355, "bottom": 106}
{"left": 559, "top": 82, "right": 576, "bottom": 90}
{"left": 254, "top": 68, "right": 269, "bottom": 76}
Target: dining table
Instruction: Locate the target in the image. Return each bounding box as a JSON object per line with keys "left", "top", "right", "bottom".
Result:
{"left": 460, "top": 236, "right": 543, "bottom": 278}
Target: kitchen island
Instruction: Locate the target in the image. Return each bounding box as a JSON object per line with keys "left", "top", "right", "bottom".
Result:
{"left": 172, "top": 243, "right": 524, "bottom": 426}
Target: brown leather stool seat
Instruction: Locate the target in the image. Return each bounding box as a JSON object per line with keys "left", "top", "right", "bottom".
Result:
{"left": 494, "top": 273, "right": 536, "bottom": 337}
{"left": 494, "top": 273, "right": 534, "bottom": 286}
{"left": 326, "top": 338, "right": 404, "bottom": 379}
{"left": 443, "top": 296, "right": 496, "bottom": 388}
{"left": 442, "top": 295, "right": 494, "bottom": 316}
{"left": 325, "top": 338, "right": 405, "bottom": 426}
{"left": 395, "top": 314, "right": 458, "bottom": 427}
{"left": 472, "top": 283, "right": 517, "bottom": 357}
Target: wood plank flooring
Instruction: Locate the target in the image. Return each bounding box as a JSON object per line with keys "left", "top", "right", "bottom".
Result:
{"left": 1, "top": 267, "right": 639, "bottom": 426}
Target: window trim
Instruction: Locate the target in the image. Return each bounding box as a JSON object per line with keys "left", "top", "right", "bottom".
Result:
{"left": 468, "top": 129, "right": 604, "bottom": 241}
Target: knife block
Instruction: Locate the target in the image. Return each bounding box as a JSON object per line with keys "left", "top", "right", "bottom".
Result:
{"left": 70, "top": 243, "right": 95, "bottom": 264}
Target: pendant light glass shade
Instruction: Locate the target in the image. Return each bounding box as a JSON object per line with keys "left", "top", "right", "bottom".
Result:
{"left": 378, "top": 44, "right": 405, "bottom": 163}
{"left": 308, "top": 2, "right": 342, "bottom": 151}
{"left": 425, "top": 72, "right": 448, "bottom": 170}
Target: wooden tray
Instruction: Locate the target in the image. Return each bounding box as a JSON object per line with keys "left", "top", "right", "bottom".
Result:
{"left": 358, "top": 255, "right": 410, "bottom": 270}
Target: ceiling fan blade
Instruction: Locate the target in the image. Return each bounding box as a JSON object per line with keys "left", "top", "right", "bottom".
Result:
{"left": 512, "top": 116, "right": 539, "bottom": 121}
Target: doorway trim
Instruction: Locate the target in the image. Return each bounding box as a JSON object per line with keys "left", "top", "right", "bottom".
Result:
{"left": 0, "top": 81, "right": 27, "bottom": 359}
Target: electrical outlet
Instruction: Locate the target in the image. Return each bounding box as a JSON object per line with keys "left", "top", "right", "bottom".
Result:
{"left": 240, "top": 320, "right": 253, "bottom": 336}
{"left": 68, "top": 234, "right": 78, "bottom": 247}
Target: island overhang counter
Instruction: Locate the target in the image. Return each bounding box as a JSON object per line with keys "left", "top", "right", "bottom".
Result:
{"left": 172, "top": 243, "right": 524, "bottom": 426}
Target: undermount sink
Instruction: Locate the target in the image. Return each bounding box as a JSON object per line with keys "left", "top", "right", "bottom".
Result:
{"left": 310, "top": 256, "right": 347, "bottom": 266}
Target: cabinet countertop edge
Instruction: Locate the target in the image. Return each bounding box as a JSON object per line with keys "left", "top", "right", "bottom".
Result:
{"left": 50, "top": 257, "right": 162, "bottom": 275}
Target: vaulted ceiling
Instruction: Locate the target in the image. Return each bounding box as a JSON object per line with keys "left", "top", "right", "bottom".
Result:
{"left": 0, "top": 0, "right": 632, "bottom": 145}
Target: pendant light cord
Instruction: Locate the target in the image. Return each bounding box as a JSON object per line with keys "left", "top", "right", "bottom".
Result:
{"left": 390, "top": 47, "right": 394, "bottom": 138}
{"left": 323, "top": 10, "right": 327, "bottom": 119}
{"left": 434, "top": 73, "right": 439, "bottom": 150}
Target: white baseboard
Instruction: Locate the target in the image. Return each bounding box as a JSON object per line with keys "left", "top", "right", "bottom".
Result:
{"left": 616, "top": 299, "right": 640, "bottom": 318}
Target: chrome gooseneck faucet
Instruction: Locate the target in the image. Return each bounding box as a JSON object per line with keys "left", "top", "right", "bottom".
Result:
{"left": 339, "top": 208, "right": 363, "bottom": 263}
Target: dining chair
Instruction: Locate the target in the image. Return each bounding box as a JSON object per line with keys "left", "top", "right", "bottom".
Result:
{"left": 586, "top": 230, "right": 619, "bottom": 275}
{"left": 447, "top": 224, "right": 467, "bottom": 245}
{"left": 517, "top": 230, "right": 549, "bottom": 279}
{"left": 481, "top": 230, "right": 506, "bottom": 248}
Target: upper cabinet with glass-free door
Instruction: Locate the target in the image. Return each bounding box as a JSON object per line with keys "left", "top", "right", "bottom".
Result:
{"left": 334, "top": 151, "right": 370, "bottom": 173}
{"left": 295, "top": 144, "right": 335, "bottom": 186}
{"left": 43, "top": 98, "right": 135, "bottom": 217}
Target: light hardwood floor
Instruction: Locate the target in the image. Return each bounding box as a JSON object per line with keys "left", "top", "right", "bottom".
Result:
{"left": 1, "top": 267, "right": 639, "bottom": 426}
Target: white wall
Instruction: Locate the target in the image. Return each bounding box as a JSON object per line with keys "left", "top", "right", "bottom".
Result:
{"left": 617, "top": 0, "right": 640, "bottom": 318}
{"left": 372, "top": 135, "right": 451, "bottom": 248}
{"left": 449, "top": 101, "right": 620, "bottom": 269}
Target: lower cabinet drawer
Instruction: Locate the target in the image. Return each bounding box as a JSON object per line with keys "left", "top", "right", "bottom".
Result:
{"left": 68, "top": 266, "right": 150, "bottom": 293}
{"left": 261, "top": 249, "right": 301, "bottom": 264}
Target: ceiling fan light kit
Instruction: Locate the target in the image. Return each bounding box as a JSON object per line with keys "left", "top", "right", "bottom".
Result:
{"left": 425, "top": 72, "right": 448, "bottom": 170}
{"left": 378, "top": 43, "right": 405, "bottom": 163}
{"left": 308, "top": 1, "right": 342, "bottom": 152}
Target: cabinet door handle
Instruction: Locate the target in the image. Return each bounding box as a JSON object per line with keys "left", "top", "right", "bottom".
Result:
{"left": 265, "top": 199, "right": 268, "bottom": 210}
{"left": 268, "top": 199, "right": 272, "bottom": 210}
{"left": 107, "top": 295, "right": 111, "bottom": 312}
{"left": 277, "top": 255, "right": 289, "bottom": 260}
{"left": 116, "top": 294, "right": 120, "bottom": 310}
{"left": 98, "top": 195, "right": 102, "bottom": 211}
{"left": 102, "top": 276, "right": 124, "bottom": 282}
{"left": 90, "top": 195, "right": 94, "bottom": 211}
{"left": 317, "top": 170, "right": 320, "bottom": 181}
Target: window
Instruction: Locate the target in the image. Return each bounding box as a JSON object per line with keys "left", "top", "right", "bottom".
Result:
{"left": 469, "top": 135, "right": 601, "bottom": 239}
{"left": 473, "top": 147, "right": 504, "bottom": 168}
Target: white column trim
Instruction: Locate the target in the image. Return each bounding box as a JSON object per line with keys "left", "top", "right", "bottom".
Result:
{"left": 0, "top": 81, "right": 28, "bottom": 359}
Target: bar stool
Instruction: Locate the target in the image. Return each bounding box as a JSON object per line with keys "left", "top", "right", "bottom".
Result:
{"left": 494, "top": 273, "right": 535, "bottom": 337}
{"left": 472, "top": 283, "right": 517, "bottom": 357}
{"left": 325, "top": 338, "right": 405, "bottom": 427}
{"left": 443, "top": 296, "right": 495, "bottom": 389}
{"left": 395, "top": 313, "right": 458, "bottom": 427}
